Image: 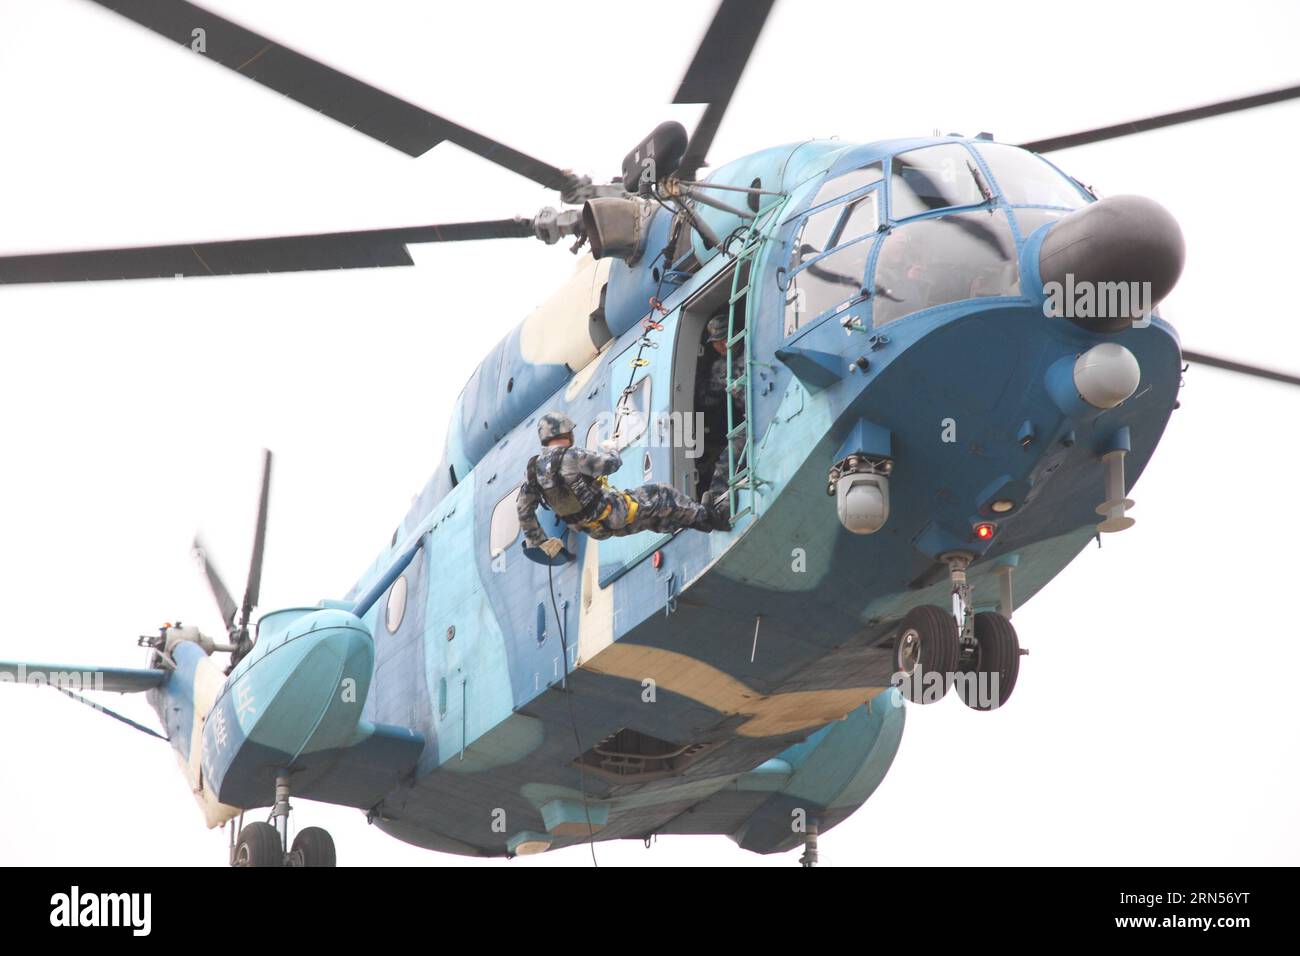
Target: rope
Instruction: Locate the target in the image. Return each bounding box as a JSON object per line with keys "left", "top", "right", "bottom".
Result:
{"left": 51, "top": 685, "right": 168, "bottom": 741}
{"left": 547, "top": 561, "right": 598, "bottom": 867}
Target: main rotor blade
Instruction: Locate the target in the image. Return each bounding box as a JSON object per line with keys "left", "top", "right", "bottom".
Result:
{"left": 1019, "top": 82, "right": 1300, "bottom": 154}
{"left": 86, "top": 0, "right": 575, "bottom": 191}
{"left": 193, "top": 534, "right": 238, "bottom": 630}
{"left": 674, "top": 0, "right": 777, "bottom": 178}
{"left": 1183, "top": 350, "right": 1300, "bottom": 387}
{"left": 239, "top": 449, "right": 272, "bottom": 631}
{"left": 0, "top": 219, "right": 534, "bottom": 284}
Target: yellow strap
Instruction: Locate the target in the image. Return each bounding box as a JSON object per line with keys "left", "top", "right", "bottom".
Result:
{"left": 578, "top": 493, "right": 636, "bottom": 529}
{"left": 579, "top": 501, "right": 613, "bottom": 529}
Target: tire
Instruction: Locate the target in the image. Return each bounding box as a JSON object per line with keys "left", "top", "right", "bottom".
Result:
{"left": 290, "top": 827, "right": 337, "bottom": 868}
{"left": 893, "top": 605, "right": 960, "bottom": 704}
{"left": 957, "top": 611, "right": 1021, "bottom": 711}
{"left": 233, "top": 822, "right": 283, "bottom": 867}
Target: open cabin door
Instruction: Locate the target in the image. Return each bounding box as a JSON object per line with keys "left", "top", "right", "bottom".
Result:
{"left": 596, "top": 262, "right": 745, "bottom": 587}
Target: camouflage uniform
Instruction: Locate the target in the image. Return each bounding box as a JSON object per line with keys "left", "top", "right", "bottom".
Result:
{"left": 519, "top": 416, "right": 718, "bottom": 548}
{"left": 698, "top": 316, "right": 748, "bottom": 500}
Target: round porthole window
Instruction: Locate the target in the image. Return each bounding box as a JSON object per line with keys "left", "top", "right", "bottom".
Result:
{"left": 386, "top": 576, "right": 408, "bottom": 634}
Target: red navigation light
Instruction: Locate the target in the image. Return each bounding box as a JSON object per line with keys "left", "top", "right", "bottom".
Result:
{"left": 974, "top": 521, "right": 997, "bottom": 541}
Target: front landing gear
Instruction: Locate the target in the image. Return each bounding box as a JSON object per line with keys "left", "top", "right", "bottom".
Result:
{"left": 958, "top": 612, "right": 1022, "bottom": 711}
{"left": 232, "top": 821, "right": 281, "bottom": 867}
{"left": 893, "top": 604, "right": 960, "bottom": 704}
{"left": 289, "top": 827, "right": 337, "bottom": 867}
{"left": 893, "top": 554, "right": 1025, "bottom": 709}
{"left": 229, "top": 772, "right": 337, "bottom": 867}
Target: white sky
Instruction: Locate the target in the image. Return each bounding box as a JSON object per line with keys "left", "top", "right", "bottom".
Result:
{"left": 1, "top": 0, "right": 1297, "bottom": 867}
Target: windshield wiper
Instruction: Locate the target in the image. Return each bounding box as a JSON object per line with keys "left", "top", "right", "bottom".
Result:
{"left": 966, "top": 161, "right": 994, "bottom": 205}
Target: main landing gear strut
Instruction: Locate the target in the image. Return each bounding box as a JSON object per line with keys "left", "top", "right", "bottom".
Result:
{"left": 893, "top": 553, "right": 1024, "bottom": 710}
{"left": 229, "top": 771, "right": 337, "bottom": 867}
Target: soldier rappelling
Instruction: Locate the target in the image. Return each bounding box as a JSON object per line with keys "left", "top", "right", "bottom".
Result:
{"left": 518, "top": 412, "right": 729, "bottom": 559}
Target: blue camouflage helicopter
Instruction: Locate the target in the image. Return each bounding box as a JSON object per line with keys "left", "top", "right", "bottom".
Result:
{"left": 4, "top": 0, "right": 1300, "bottom": 867}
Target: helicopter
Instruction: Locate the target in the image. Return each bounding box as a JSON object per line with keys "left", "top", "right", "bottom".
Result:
{"left": 3, "top": 0, "right": 1300, "bottom": 868}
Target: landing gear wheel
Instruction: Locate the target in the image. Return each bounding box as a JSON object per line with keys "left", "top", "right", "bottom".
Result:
{"left": 289, "top": 827, "right": 337, "bottom": 868}
{"left": 893, "top": 605, "right": 960, "bottom": 704}
{"left": 958, "top": 611, "right": 1021, "bottom": 711}
{"left": 232, "top": 821, "right": 283, "bottom": 867}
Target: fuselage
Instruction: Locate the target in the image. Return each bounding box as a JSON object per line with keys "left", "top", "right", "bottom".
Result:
{"left": 208, "top": 136, "right": 1182, "bottom": 856}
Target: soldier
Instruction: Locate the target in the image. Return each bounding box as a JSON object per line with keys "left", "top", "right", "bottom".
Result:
{"left": 518, "top": 411, "right": 728, "bottom": 559}
{"left": 698, "top": 314, "right": 748, "bottom": 509}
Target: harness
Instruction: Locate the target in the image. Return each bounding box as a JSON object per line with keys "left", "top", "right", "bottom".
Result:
{"left": 576, "top": 492, "right": 639, "bottom": 530}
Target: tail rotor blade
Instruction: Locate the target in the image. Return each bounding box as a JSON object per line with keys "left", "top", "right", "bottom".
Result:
{"left": 240, "top": 449, "right": 273, "bottom": 630}
{"left": 193, "top": 534, "right": 238, "bottom": 630}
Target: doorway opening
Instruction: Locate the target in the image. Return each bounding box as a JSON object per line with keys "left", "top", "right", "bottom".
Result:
{"left": 668, "top": 259, "right": 749, "bottom": 503}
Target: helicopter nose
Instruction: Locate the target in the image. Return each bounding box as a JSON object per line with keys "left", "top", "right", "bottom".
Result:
{"left": 1039, "top": 195, "right": 1185, "bottom": 333}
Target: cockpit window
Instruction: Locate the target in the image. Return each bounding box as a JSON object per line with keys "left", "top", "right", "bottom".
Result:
{"left": 793, "top": 204, "right": 843, "bottom": 268}
{"left": 873, "top": 209, "right": 1019, "bottom": 326}
{"left": 785, "top": 235, "right": 874, "bottom": 335}
{"left": 890, "top": 144, "right": 986, "bottom": 220}
{"left": 1013, "top": 207, "right": 1069, "bottom": 242}
{"left": 790, "top": 189, "right": 881, "bottom": 270}
{"left": 975, "top": 143, "right": 1087, "bottom": 209}
{"left": 839, "top": 191, "right": 881, "bottom": 242}
{"left": 807, "top": 162, "right": 882, "bottom": 210}
{"left": 787, "top": 163, "right": 882, "bottom": 270}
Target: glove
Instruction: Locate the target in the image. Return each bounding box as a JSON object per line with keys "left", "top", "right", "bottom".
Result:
{"left": 599, "top": 438, "right": 619, "bottom": 453}
{"left": 539, "top": 537, "right": 565, "bottom": 559}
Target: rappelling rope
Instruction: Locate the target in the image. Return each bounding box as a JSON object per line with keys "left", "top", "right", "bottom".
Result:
{"left": 608, "top": 297, "right": 668, "bottom": 446}
{"left": 547, "top": 560, "right": 599, "bottom": 867}
{"left": 50, "top": 685, "right": 168, "bottom": 741}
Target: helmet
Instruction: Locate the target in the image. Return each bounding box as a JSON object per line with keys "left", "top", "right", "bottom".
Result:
{"left": 705, "top": 315, "right": 728, "bottom": 343}
{"left": 537, "top": 411, "right": 576, "bottom": 443}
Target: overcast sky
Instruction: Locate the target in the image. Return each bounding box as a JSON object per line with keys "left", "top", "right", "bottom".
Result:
{"left": 1, "top": 0, "right": 1297, "bottom": 867}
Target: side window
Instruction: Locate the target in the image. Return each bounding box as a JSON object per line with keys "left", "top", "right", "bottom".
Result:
{"left": 784, "top": 186, "right": 882, "bottom": 336}
{"left": 788, "top": 165, "right": 883, "bottom": 270}
{"left": 838, "top": 191, "right": 880, "bottom": 243}
{"left": 890, "top": 144, "right": 985, "bottom": 220}
{"left": 785, "top": 239, "right": 873, "bottom": 334}
{"left": 613, "top": 377, "right": 651, "bottom": 450}
{"left": 791, "top": 203, "right": 844, "bottom": 269}
{"left": 489, "top": 487, "right": 521, "bottom": 557}
{"left": 790, "top": 190, "right": 880, "bottom": 271}
{"left": 807, "top": 163, "right": 882, "bottom": 209}
{"left": 385, "top": 575, "right": 408, "bottom": 633}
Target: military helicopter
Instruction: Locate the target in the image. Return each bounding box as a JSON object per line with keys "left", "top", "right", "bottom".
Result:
{"left": 3, "top": 0, "right": 1299, "bottom": 868}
